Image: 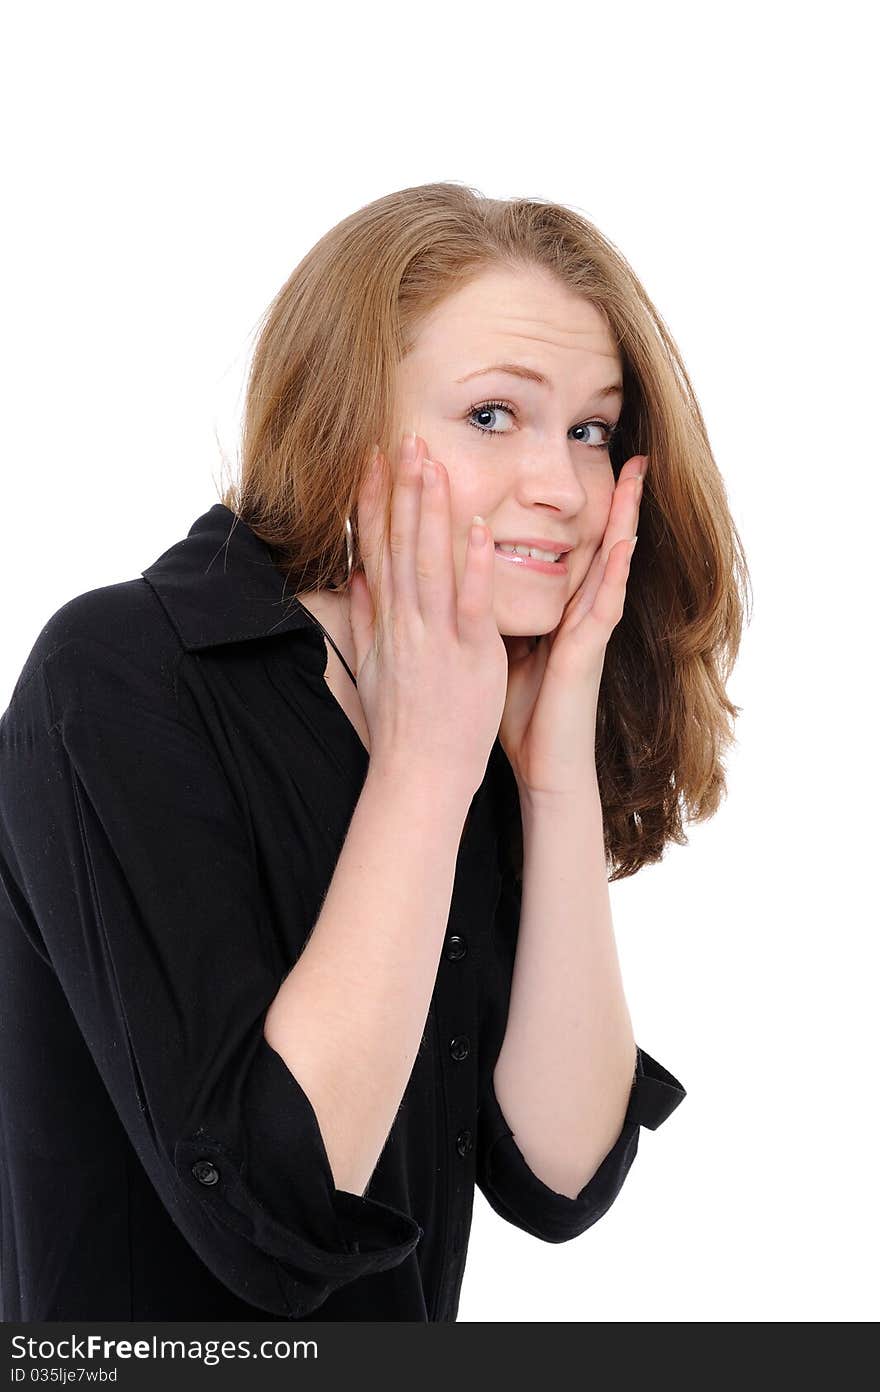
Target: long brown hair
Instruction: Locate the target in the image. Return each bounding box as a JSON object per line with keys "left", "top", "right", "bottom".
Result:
{"left": 219, "top": 181, "right": 751, "bottom": 882}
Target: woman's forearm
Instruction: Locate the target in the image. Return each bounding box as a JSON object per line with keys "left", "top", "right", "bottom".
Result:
{"left": 263, "top": 758, "right": 472, "bottom": 1198}
{"left": 493, "top": 772, "right": 638, "bottom": 1200}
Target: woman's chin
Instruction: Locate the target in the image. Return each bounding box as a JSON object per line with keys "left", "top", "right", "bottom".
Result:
{"left": 494, "top": 603, "right": 566, "bottom": 638}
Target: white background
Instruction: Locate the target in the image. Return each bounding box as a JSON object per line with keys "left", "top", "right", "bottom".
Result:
{"left": 2, "top": 0, "right": 877, "bottom": 1322}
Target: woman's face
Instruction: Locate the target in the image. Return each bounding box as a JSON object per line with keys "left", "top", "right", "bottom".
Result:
{"left": 392, "top": 264, "right": 623, "bottom": 638}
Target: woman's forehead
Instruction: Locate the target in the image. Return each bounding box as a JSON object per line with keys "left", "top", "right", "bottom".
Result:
{"left": 403, "top": 268, "right": 620, "bottom": 382}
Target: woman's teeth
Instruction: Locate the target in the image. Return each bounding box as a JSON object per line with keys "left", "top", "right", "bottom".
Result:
{"left": 495, "top": 543, "right": 563, "bottom": 563}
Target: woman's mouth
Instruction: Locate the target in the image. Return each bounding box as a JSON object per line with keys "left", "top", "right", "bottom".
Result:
{"left": 494, "top": 542, "right": 570, "bottom": 576}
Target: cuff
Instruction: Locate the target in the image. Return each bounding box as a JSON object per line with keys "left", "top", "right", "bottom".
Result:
{"left": 624, "top": 1045, "right": 687, "bottom": 1130}
{"left": 173, "top": 1034, "right": 423, "bottom": 1317}
{"left": 476, "top": 1045, "right": 686, "bottom": 1244}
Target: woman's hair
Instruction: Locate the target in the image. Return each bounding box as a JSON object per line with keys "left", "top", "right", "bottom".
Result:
{"left": 219, "top": 181, "right": 751, "bottom": 882}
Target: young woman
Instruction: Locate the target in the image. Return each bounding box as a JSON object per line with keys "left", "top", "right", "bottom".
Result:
{"left": 0, "top": 183, "right": 748, "bottom": 1321}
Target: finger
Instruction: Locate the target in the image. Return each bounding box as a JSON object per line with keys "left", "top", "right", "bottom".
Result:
{"left": 580, "top": 536, "right": 636, "bottom": 634}
{"left": 571, "top": 505, "right": 637, "bottom": 622}
{"left": 568, "top": 537, "right": 610, "bottom": 619}
{"left": 456, "top": 514, "right": 496, "bottom": 647}
{"left": 575, "top": 454, "right": 644, "bottom": 619}
{"left": 416, "top": 456, "right": 457, "bottom": 630}
{"left": 355, "top": 444, "right": 393, "bottom": 646}
{"left": 347, "top": 568, "right": 373, "bottom": 677}
{"left": 602, "top": 455, "right": 646, "bottom": 564}
{"left": 387, "top": 430, "right": 425, "bottom": 629}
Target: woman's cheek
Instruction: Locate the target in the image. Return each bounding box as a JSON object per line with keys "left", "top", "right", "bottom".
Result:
{"left": 446, "top": 471, "right": 488, "bottom": 534}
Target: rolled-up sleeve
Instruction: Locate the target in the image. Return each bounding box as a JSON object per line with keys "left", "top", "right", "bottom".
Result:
{"left": 0, "top": 638, "right": 421, "bottom": 1318}
{"left": 476, "top": 863, "right": 686, "bottom": 1243}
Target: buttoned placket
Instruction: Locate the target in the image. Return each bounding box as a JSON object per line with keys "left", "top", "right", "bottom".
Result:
{"left": 428, "top": 785, "right": 497, "bottom": 1322}
{"left": 430, "top": 919, "right": 476, "bottom": 1320}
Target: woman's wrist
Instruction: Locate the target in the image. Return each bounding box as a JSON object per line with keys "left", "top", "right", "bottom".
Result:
{"left": 365, "top": 752, "right": 478, "bottom": 816}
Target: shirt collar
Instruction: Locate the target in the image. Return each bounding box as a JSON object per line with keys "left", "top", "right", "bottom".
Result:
{"left": 141, "top": 503, "right": 320, "bottom": 653}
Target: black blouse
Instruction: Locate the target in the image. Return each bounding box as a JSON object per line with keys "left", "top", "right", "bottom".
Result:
{"left": 0, "top": 502, "right": 686, "bottom": 1322}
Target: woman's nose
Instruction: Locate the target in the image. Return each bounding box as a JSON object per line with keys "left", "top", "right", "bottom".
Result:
{"left": 515, "top": 449, "right": 587, "bottom": 510}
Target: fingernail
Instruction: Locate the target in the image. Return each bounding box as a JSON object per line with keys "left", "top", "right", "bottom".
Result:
{"left": 422, "top": 458, "right": 436, "bottom": 486}
{"left": 402, "top": 430, "right": 418, "bottom": 465}
{"left": 629, "top": 535, "right": 638, "bottom": 556}
{"left": 471, "top": 514, "right": 488, "bottom": 547}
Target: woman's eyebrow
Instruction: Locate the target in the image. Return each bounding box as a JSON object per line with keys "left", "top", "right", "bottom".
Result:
{"left": 454, "top": 362, "right": 623, "bottom": 399}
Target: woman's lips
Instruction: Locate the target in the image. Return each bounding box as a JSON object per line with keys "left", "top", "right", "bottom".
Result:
{"left": 494, "top": 545, "right": 569, "bottom": 577}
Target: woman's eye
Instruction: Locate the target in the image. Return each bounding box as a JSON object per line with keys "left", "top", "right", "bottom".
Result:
{"left": 468, "top": 402, "right": 516, "bottom": 435}
{"left": 466, "top": 400, "right": 617, "bottom": 450}
{"left": 571, "top": 421, "right": 615, "bottom": 448}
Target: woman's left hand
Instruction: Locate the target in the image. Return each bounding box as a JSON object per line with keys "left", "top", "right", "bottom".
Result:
{"left": 498, "top": 455, "right": 648, "bottom": 797}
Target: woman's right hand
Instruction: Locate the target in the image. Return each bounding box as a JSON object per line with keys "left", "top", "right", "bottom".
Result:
{"left": 347, "top": 430, "right": 509, "bottom": 801}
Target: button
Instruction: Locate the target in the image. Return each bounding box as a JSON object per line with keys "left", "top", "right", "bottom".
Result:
{"left": 449, "top": 1036, "right": 470, "bottom": 1062}
{"left": 191, "top": 1159, "right": 220, "bottom": 1186}
{"left": 445, "top": 934, "right": 467, "bottom": 961}
{"left": 456, "top": 1129, "right": 473, "bottom": 1157}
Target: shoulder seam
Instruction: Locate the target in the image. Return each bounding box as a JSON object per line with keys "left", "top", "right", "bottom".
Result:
{"left": 5, "top": 643, "right": 73, "bottom": 727}
{"left": 35, "top": 635, "right": 191, "bottom": 743}
{"left": 6, "top": 579, "right": 185, "bottom": 731}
